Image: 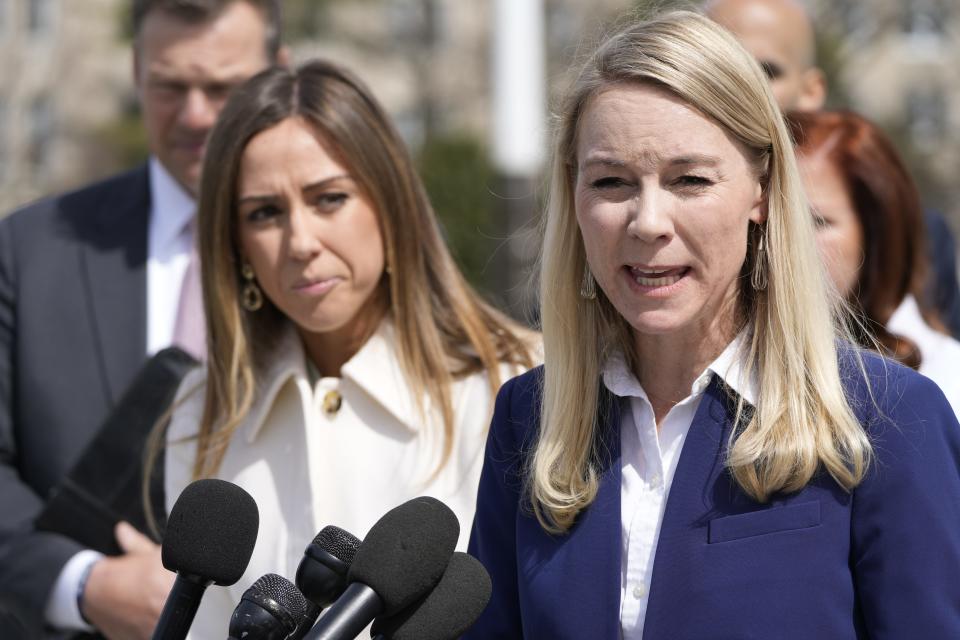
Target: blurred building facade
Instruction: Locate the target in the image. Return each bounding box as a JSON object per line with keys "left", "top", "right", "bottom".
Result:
{"left": 0, "top": 0, "right": 130, "bottom": 211}
{"left": 0, "top": 0, "right": 957, "bottom": 229}
{"left": 812, "top": 0, "right": 959, "bottom": 219}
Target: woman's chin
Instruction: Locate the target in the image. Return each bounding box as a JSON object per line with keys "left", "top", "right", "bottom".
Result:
{"left": 622, "top": 304, "right": 708, "bottom": 341}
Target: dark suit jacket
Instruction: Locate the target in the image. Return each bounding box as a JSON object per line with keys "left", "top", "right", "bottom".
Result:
{"left": 467, "top": 352, "right": 960, "bottom": 639}
{"left": 924, "top": 209, "right": 960, "bottom": 339}
{"left": 0, "top": 167, "right": 151, "bottom": 627}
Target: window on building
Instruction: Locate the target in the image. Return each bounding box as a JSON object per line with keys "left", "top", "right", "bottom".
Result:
{"left": 901, "top": 0, "right": 948, "bottom": 36}
{"left": 833, "top": 0, "right": 871, "bottom": 42}
{"left": 0, "top": 97, "right": 7, "bottom": 181}
{"left": 906, "top": 87, "right": 947, "bottom": 152}
{"left": 387, "top": 0, "right": 442, "bottom": 46}
{"left": 28, "top": 96, "right": 54, "bottom": 177}
{"left": 28, "top": 0, "right": 58, "bottom": 35}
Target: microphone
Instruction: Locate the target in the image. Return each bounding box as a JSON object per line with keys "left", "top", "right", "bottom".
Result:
{"left": 228, "top": 573, "right": 319, "bottom": 640}
{"left": 296, "top": 525, "right": 361, "bottom": 608}
{"left": 304, "top": 497, "right": 459, "bottom": 640}
{"left": 370, "top": 552, "right": 492, "bottom": 640}
{"left": 152, "top": 479, "right": 259, "bottom": 640}
{"left": 226, "top": 526, "right": 361, "bottom": 639}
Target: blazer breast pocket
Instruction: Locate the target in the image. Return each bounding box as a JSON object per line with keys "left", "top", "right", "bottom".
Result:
{"left": 708, "top": 501, "right": 821, "bottom": 544}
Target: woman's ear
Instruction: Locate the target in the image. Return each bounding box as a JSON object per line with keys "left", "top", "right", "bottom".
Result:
{"left": 749, "top": 177, "right": 768, "bottom": 225}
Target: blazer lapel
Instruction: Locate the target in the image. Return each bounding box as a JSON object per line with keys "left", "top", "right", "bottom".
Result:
{"left": 78, "top": 166, "right": 150, "bottom": 406}
{"left": 641, "top": 376, "right": 736, "bottom": 639}
{"left": 518, "top": 389, "right": 623, "bottom": 639}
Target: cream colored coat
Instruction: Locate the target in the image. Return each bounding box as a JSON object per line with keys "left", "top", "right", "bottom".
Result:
{"left": 165, "top": 321, "right": 522, "bottom": 638}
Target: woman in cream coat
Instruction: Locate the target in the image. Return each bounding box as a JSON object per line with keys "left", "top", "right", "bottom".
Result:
{"left": 159, "top": 60, "right": 537, "bottom": 637}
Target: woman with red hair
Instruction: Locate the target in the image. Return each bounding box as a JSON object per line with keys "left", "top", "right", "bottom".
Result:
{"left": 789, "top": 109, "right": 960, "bottom": 415}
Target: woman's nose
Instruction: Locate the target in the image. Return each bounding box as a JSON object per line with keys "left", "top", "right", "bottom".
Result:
{"left": 626, "top": 187, "right": 674, "bottom": 243}
{"left": 287, "top": 206, "right": 323, "bottom": 260}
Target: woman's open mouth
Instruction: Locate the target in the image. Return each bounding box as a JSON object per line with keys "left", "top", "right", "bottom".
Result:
{"left": 627, "top": 265, "right": 690, "bottom": 287}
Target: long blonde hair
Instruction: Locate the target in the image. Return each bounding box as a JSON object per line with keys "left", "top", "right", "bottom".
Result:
{"left": 533, "top": 10, "right": 872, "bottom": 533}
{"left": 181, "top": 61, "right": 534, "bottom": 480}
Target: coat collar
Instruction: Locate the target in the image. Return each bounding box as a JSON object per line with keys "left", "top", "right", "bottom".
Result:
{"left": 244, "top": 319, "right": 425, "bottom": 443}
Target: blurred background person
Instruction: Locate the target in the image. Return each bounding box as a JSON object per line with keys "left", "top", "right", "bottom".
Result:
{"left": 0, "top": 1, "right": 285, "bottom": 638}
{"left": 706, "top": 0, "right": 960, "bottom": 338}
{"left": 789, "top": 109, "right": 960, "bottom": 416}
{"left": 468, "top": 10, "right": 960, "bottom": 638}
{"left": 158, "top": 60, "right": 538, "bottom": 636}
{"left": 705, "top": 0, "right": 826, "bottom": 111}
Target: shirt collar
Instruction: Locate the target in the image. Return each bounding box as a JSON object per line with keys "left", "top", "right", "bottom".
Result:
{"left": 148, "top": 157, "right": 196, "bottom": 250}
{"left": 601, "top": 329, "right": 757, "bottom": 407}
{"left": 707, "top": 330, "right": 757, "bottom": 406}
{"left": 244, "top": 319, "right": 424, "bottom": 443}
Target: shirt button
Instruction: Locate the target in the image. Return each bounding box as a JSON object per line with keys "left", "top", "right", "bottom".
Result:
{"left": 633, "top": 584, "right": 647, "bottom": 599}
{"left": 650, "top": 473, "right": 662, "bottom": 486}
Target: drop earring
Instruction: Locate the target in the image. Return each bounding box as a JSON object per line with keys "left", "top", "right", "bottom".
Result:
{"left": 751, "top": 229, "right": 768, "bottom": 291}
{"left": 241, "top": 262, "right": 263, "bottom": 311}
{"left": 580, "top": 265, "right": 597, "bottom": 300}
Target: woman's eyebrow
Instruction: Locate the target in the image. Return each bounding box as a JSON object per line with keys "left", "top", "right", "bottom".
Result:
{"left": 238, "top": 174, "right": 353, "bottom": 205}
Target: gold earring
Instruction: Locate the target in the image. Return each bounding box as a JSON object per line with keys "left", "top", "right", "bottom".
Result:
{"left": 580, "top": 265, "right": 597, "bottom": 300}
{"left": 241, "top": 263, "right": 263, "bottom": 311}
{"left": 751, "top": 230, "right": 768, "bottom": 291}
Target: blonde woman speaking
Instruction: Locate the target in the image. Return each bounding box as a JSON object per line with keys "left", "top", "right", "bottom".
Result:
{"left": 467, "top": 10, "right": 960, "bottom": 639}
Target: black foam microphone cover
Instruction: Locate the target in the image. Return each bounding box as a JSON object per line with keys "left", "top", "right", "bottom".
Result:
{"left": 162, "top": 478, "right": 259, "bottom": 585}
{"left": 370, "top": 552, "right": 492, "bottom": 640}
{"left": 296, "top": 525, "right": 361, "bottom": 607}
{"left": 303, "top": 497, "right": 460, "bottom": 640}
{"left": 347, "top": 496, "right": 459, "bottom": 616}
{"left": 229, "top": 573, "right": 319, "bottom": 640}
{"left": 152, "top": 479, "right": 259, "bottom": 640}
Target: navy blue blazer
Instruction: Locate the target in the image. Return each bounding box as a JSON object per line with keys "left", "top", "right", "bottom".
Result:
{"left": 467, "top": 352, "right": 960, "bottom": 639}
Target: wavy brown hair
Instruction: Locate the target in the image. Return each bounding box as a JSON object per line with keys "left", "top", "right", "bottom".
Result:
{"left": 170, "top": 60, "right": 534, "bottom": 481}
{"left": 788, "top": 109, "right": 939, "bottom": 369}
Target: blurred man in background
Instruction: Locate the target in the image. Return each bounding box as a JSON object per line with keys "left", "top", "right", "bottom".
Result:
{"left": 707, "top": 0, "right": 825, "bottom": 111}
{"left": 706, "top": 0, "right": 960, "bottom": 338}
{"left": 0, "top": 1, "right": 285, "bottom": 637}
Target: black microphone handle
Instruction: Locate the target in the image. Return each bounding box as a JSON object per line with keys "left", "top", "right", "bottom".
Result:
{"left": 303, "top": 582, "right": 383, "bottom": 640}
{"left": 151, "top": 574, "right": 211, "bottom": 640}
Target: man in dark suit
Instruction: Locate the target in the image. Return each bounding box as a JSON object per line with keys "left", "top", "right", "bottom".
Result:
{"left": 706, "top": 0, "right": 960, "bottom": 337}
{"left": 0, "top": 1, "right": 284, "bottom": 637}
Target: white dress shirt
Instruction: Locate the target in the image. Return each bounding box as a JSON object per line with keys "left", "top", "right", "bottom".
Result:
{"left": 45, "top": 158, "right": 196, "bottom": 631}
{"left": 165, "top": 320, "right": 527, "bottom": 639}
{"left": 611, "top": 334, "right": 757, "bottom": 640}
{"left": 887, "top": 294, "right": 960, "bottom": 417}
{"left": 146, "top": 157, "right": 196, "bottom": 355}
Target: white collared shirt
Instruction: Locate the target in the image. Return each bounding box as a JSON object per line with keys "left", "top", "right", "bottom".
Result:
{"left": 146, "top": 157, "right": 196, "bottom": 355}
{"left": 611, "top": 334, "right": 757, "bottom": 640}
{"left": 45, "top": 158, "right": 197, "bottom": 631}
{"left": 887, "top": 294, "right": 960, "bottom": 417}
{"left": 165, "top": 320, "right": 526, "bottom": 638}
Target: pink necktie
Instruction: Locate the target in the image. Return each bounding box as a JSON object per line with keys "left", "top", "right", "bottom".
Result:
{"left": 172, "top": 221, "right": 206, "bottom": 360}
